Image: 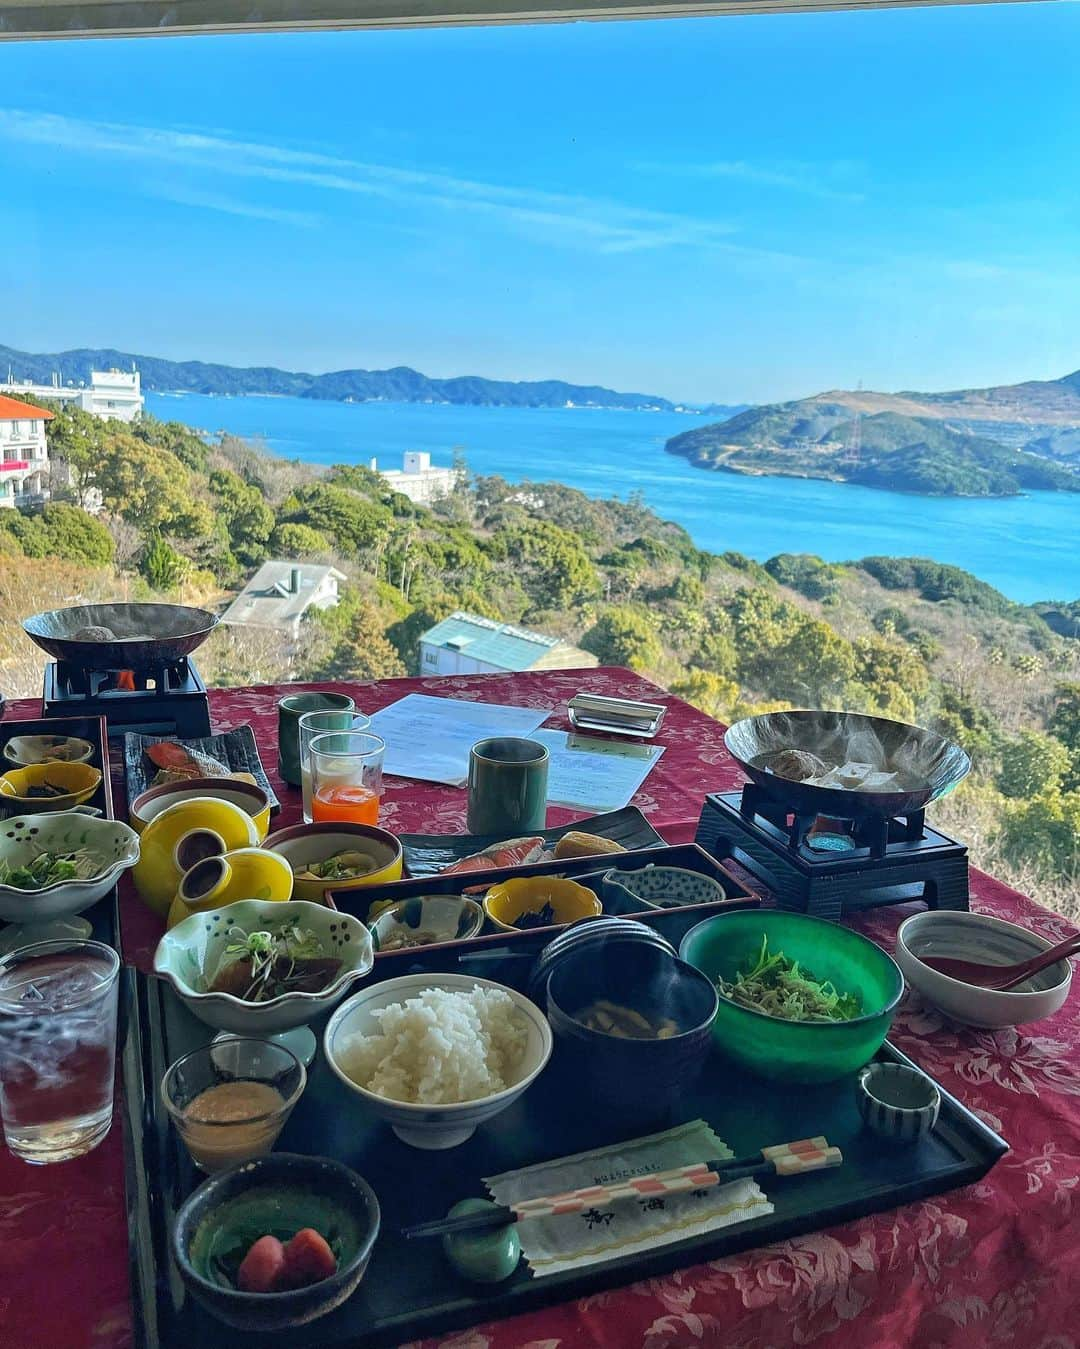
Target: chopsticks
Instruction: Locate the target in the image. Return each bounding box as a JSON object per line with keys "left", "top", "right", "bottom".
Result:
{"left": 403, "top": 1136, "right": 841, "bottom": 1239}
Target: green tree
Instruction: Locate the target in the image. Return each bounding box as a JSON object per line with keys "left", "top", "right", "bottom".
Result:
{"left": 495, "top": 519, "right": 600, "bottom": 611}
{"left": 671, "top": 669, "right": 739, "bottom": 719}
{"left": 210, "top": 468, "right": 275, "bottom": 565}
{"left": 728, "top": 588, "right": 857, "bottom": 704}
{"left": 141, "top": 535, "right": 190, "bottom": 592}
{"left": 0, "top": 504, "right": 113, "bottom": 565}
{"left": 308, "top": 591, "right": 407, "bottom": 679}
{"left": 581, "top": 606, "right": 662, "bottom": 670}
{"left": 281, "top": 484, "right": 392, "bottom": 558}
{"left": 270, "top": 522, "right": 332, "bottom": 558}
{"left": 998, "top": 789, "right": 1080, "bottom": 879}
{"left": 996, "top": 730, "right": 1071, "bottom": 800}
{"left": 1049, "top": 684, "right": 1080, "bottom": 752}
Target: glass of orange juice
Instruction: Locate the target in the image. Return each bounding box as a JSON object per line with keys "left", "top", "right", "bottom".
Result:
{"left": 309, "top": 731, "right": 386, "bottom": 826}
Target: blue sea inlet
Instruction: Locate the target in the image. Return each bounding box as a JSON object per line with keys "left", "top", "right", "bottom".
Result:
{"left": 147, "top": 392, "right": 1080, "bottom": 605}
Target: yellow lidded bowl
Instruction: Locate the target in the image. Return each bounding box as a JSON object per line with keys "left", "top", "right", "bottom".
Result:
{"left": 165, "top": 846, "right": 295, "bottom": 930}
{"left": 132, "top": 797, "right": 260, "bottom": 917}
{"left": 483, "top": 876, "right": 602, "bottom": 934}
{"left": 0, "top": 761, "right": 102, "bottom": 812}
{"left": 129, "top": 777, "right": 272, "bottom": 841}
{"left": 263, "top": 823, "right": 403, "bottom": 903}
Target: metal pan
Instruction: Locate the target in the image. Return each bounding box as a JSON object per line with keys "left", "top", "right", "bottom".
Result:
{"left": 23, "top": 603, "right": 219, "bottom": 672}
{"left": 724, "top": 709, "right": 970, "bottom": 820}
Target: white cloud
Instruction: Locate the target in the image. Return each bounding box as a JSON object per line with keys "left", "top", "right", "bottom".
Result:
{"left": 145, "top": 183, "right": 320, "bottom": 229}
{"left": 0, "top": 108, "right": 790, "bottom": 258}
{"left": 637, "top": 157, "right": 865, "bottom": 203}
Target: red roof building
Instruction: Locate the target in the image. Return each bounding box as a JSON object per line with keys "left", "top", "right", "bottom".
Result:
{"left": 0, "top": 395, "right": 55, "bottom": 422}
{"left": 0, "top": 395, "right": 53, "bottom": 507}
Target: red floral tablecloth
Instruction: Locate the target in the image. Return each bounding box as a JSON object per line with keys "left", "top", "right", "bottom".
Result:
{"left": 2, "top": 668, "right": 1078, "bottom": 1349}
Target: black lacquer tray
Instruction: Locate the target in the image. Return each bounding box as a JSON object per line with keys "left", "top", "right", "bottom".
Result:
{"left": 0, "top": 713, "right": 120, "bottom": 950}
{"left": 122, "top": 907, "right": 1008, "bottom": 1349}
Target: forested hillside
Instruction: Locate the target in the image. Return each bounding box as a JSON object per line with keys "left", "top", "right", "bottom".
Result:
{"left": 2, "top": 397, "right": 1077, "bottom": 914}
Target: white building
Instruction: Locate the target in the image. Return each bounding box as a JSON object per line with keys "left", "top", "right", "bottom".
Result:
{"left": 419, "top": 611, "right": 598, "bottom": 677}
{"left": 220, "top": 561, "right": 346, "bottom": 637}
{"left": 1, "top": 369, "right": 143, "bottom": 423}
{"left": 0, "top": 395, "right": 52, "bottom": 508}
{"left": 372, "top": 451, "right": 459, "bottom": 506}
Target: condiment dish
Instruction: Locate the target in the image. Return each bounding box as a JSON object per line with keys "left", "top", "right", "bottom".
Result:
{"left": 3, "top": 735, "right": 96, "bottom": 767}
{"left": 0, "top": 760, "right": 102, "bottom": 813}
{"left": 324, "top": 972, "right": 552, "bottom": 1149}
{"left": 154, "top": 898, "right": 374, "bottom": 1034}
{"left": 483, "top": 875, "right": 601, "bottom": 933}
{"left": 601, "top": 864, "right": 728, "bottom": 910}
{"left": 369, "top": 895, "right": 484, "bottom": 952}
{"left": 895, "top": 910, "right": 1071, "bottom": 1027}
{"left": 172, "top": 1153, "right": 380, "bottom": 1330}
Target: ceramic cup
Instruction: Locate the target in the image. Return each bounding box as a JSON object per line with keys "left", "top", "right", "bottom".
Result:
{"left": 856, "top": 1062, "right": 941, "bottom": 1142}
{"left": 467, "top": 737, "right": 549, "bottom": 836}
{"left": 276, "top": 692, "right": 355, "bottom": 787}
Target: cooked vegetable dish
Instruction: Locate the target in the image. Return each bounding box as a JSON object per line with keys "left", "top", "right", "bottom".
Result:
{"left": 207, "top": 922, "right": 342, "bottom": 1001}
{"left": 294, "top": 849, "right": 380, "bottom": 882}
{"left": 576, "top": 998, "right": 679, "bottom": 1039}
{"left": 0, "top": 847, "right": 104, "bottom": 890}
{"left": 717, "top": 935, "right": 862, "bottom": 1022}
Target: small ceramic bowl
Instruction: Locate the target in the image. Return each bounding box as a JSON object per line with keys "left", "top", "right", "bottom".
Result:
{"left": 0, "top": 761, "right": 102, "bottom": 813}
{"left": 3, "top": 735, "right": 96, "bottom": 767}
{"left": 546, "top": 942, "right": 718, "bottom": 1125}
{"left": 324, "top": 973, "right": 553, "bottom": 1149}
{"left": 602, "top": 864, "right": 728, "bottom": 910}
{"left": 162, "top": 1037, "right": 307, "bottom": 1173}
{"left": 483, "top": 876, "right": 602, "bottom": 934}
{"left": 165, "top": 847, "right": 294, "bottom": 931}
{"left": 895, "top": 910, "right": 1072, "bottom": 1028}
{"left": 154, "top": 899, "right": 375, "bottom": 1034}
{"left": 369, "top": 896, "right": 484, "bottom": 953}
{"left": 172, "top": 1152, "right": 380, "bottom": 1330}
{"left": 856, "top": 1062, "right": 940, "bottom": 1142}
{"left": 0, "top": 813, "right": 140, "bottom": 923}
{"left": 263, "top": 823, "right": 403, "bottom": 903}
{"left": 130, "top": 777, "right": 272, "bottom": 840}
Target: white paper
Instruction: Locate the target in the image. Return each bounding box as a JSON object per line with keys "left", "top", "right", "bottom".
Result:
{"left": 368, "top": 693, "right": 551, "bottom": 785}
{"left": 531, "top": 728, "right": 666, "bottom": 813}
{"left": 484, "top": 1120, "right": 772, "bottom": 1277}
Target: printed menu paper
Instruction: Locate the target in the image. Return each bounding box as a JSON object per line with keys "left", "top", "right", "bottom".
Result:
{"left": 531, "top": 728, "right": 666, "bottom": 813}
{"left": 369, "top": 693, "right": 551, "bottom": 785}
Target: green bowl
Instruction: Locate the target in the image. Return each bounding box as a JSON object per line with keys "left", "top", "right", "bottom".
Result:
{"left": 678, "top": 910, "right": 904, "bottom": 1084}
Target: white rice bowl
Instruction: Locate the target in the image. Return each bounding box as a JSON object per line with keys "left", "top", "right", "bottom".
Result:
{"left": 324, "top": 973, "right": 553, "bottom": 1149}
{"left": 338, "top": 985, "right": 528, "bottom": 1104}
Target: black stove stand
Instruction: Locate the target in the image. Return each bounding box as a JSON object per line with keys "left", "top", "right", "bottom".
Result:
{"left": 696, "top": 787, "right": 969, "bottom": 921}
{"left": 42, "top": 657, "right": 212, "bottom": 738}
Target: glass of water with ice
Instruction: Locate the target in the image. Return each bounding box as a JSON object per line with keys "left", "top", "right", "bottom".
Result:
{"left": 0, "top": 939, "right": 121, "bottom": 1164}
{"left": 298, "top": 710, "right": 370, "bottom": 823}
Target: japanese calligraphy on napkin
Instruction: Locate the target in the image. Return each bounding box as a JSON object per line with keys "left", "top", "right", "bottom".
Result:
{"left": 483, "top": 1119, "right": 773, "bottom": 1277}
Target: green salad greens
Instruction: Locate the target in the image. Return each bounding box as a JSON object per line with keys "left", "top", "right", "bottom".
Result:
{"left": 0, "top": 847, "right": 103, "bottom": 890}
{"left": 717, "top": 935, "right": 862, "bottom": 1022}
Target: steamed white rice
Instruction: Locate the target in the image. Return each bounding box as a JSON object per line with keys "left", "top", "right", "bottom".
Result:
{"left": 339, "top": 985, "right": 529, "bottom": 1104}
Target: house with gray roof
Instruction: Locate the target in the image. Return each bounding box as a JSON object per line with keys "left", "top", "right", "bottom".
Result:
{"left": 221, "top": 561, "right": 346, "bottom": 635}
{"left": 418, "top": 611, "right": 598, "bottom": 676}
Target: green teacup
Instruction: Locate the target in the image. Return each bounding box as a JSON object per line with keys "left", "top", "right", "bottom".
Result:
{"left": 277, "top": 692, "right": 355, "bottom": 787}
{"left": 467, "top": 737, "right": 549, "bottom": 836}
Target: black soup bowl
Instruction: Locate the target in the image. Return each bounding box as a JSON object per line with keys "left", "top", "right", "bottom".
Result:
{"left": 546, "top": 943, "right": 719, "bottom": 1126}
{"left": 172, "top": 1153, "right": 380, "bottom": 1331}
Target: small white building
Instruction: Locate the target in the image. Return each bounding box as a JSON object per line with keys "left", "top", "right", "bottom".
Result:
{"left": 419, "top": 611, "right": 598, "bottom": 677}
{"left": 1, "top": 369, "right": 143, "bottom": 423}
{"left": 220, "top": 561, "right": 346, "bottom": 637}
{"left": 372, "top": 451, "right": 459, "bottom": 506}
{"left": 0, "top": 395, "right": 52, "bottom": 508}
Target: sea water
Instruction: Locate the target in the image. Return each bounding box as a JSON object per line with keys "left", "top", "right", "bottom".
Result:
{"left": 147, "top": 393, "right": 1080, "bottom": 603}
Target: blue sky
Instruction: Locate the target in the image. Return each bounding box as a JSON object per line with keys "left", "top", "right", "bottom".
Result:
{"left": 0, "top": 3, "right": 1078, "bottom": 403}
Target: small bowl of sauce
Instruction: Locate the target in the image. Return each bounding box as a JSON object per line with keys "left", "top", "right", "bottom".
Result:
{"left": 161, "top": 1039, "right": 306, "bottom": 1173}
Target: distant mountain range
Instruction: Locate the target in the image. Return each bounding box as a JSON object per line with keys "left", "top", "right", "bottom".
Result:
{"left": 0, "top": 343, "right": 743, "bottom": 415}
{"left": 666, "top": 369, "right": 1080, "bottom": 497}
